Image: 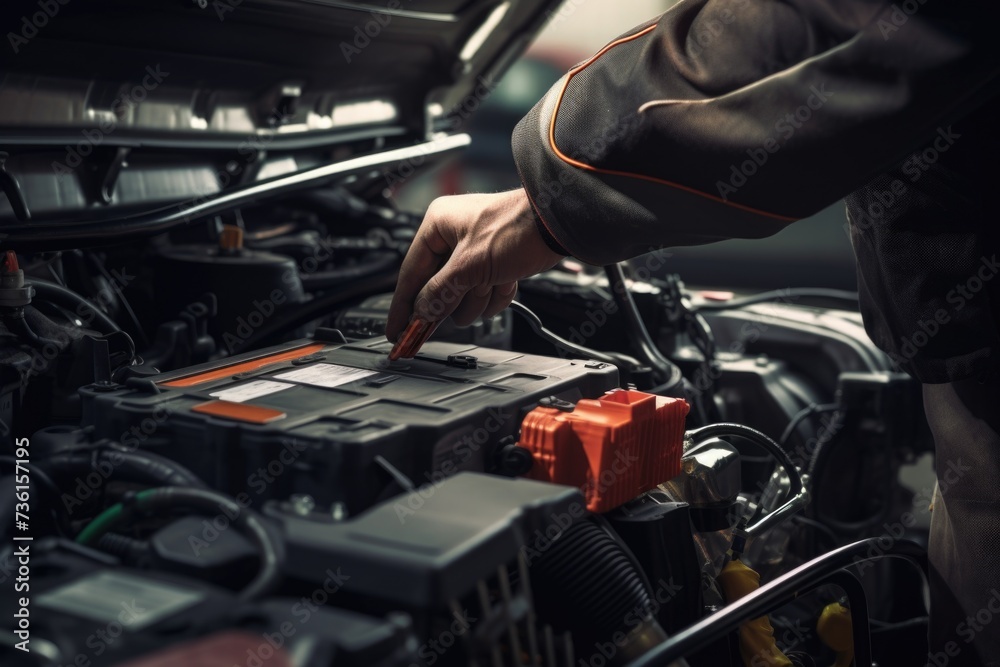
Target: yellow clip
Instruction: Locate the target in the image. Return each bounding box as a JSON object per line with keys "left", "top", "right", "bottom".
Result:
{"left": 817, "top": 602, "right": 854, "bottom": 667}
{"left": 717, "top": 559, "right": 793, "bottom": 667}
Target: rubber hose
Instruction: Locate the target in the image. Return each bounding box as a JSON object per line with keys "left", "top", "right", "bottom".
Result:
{"left": 46, "top": 449, "right": 207, "bottom": 489}
{"left": 530, "top": 516, "right": 656, "bottom": 640}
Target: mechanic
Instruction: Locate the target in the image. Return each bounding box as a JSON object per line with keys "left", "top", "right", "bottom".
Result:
{"left": 386, "top": 2, "right": 1000, "bottom": 664}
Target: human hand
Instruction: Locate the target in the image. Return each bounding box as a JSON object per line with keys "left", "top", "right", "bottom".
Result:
{"left": 386, "top": 188, "right": 565, "bottom": 342}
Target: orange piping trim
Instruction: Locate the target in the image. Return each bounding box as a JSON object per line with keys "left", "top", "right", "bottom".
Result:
{"left": 547, "top": 24, "right": 798, "bottom": 224}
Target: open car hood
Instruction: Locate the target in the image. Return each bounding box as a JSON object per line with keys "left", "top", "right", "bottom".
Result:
{"left": 0, "top": 0, "right": 560, "bottom": 228}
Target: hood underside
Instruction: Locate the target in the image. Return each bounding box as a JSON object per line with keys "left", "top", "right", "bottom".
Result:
{"left": 0, "top": 0, "right": 561, "bottom": 228}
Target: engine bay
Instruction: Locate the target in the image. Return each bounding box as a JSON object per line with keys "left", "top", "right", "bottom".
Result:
{"left": 0, "top": 2, "right": 938, "bottom": 662}
{"left": 0, "top": 194, "right": 933, "bottom": 667}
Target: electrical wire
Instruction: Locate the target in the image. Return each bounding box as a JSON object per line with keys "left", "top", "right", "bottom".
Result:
{"left": 76, "top": 501, "right": 126, "bottom": 545}
{"left": 45, "top": 446, "right": 208, "bottom": 490}
{"left": 46, "top": 263, "right": 64, "bottom": 286}
{"left": 806, "top": 408, "right": 892, "bottom": 537}
{"left": 779, "top": 402, "right": 840, "bottom": 447}
{"left": 27, "top": 277, "right": 121, "bottom": 335}
{"left": 869, "top": 616, "right": 928, "bottom": 633}
{"left": 790, "top": 514, "right": 838, "bottom": 550}
{"left": 508, "top": 300, "right": 643, "bottom": 374}
{"left": 604, "top": 263, "right": 684, "bottom": 392}
{"left": 85, "top": 252, "right": 149, "bottom": 347}
{"left": 691, "top": 288, "right": 859, "bottom": 312}
{"left": 76, "top": 487, "right": 282, "bottom": 601}
{"left": 687, "top": 424, "right": 802, "bottom": 497}
{"left": 2, "top": 309, "right": 63, "bottom": 350}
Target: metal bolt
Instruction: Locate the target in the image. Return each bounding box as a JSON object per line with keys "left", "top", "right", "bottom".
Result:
{"left": 289, "top": 494, "right": 315, "bottom": 515}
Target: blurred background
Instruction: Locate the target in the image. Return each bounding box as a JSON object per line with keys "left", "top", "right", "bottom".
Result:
{"left": 394, "top": 0, "right": 857, "bottom": 291}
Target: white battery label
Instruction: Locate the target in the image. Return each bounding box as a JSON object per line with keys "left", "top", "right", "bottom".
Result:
{"left": 274, "top": 363, "right": 377, "bottom": 389}
{"left": 210, "top": 379, "right": 293, "bottom": 403}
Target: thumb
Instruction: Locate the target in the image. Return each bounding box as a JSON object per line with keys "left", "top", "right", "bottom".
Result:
{"left": 412, "top": 254, "right": 475, "bottom": 323}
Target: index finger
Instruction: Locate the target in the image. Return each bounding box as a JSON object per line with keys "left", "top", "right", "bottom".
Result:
{"left": 386, "top": 218, "right": 454, "bottom": 342}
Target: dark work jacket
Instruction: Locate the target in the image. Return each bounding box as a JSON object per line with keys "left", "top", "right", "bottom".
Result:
{"left": 512, "top": 0, "right": 1000, "bottom": 383}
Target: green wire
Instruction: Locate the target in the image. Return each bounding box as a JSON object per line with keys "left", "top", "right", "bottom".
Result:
{"left": 75, "top": 489, "right": 156, "bottom": 546}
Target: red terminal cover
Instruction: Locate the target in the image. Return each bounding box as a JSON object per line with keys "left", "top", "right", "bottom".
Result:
{"left": 519, "top": 389, "right": 689, "bottom": 513}
{"left": 389, "top": 317, "right": 439, "bottom": 360}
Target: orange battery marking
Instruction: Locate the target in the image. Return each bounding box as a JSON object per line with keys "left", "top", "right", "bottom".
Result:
{"left": 191, "top": 400, "right": 286, "bottom": 424}
{"left": 161, "top": 343, "right": 327, "bottom": 387}
{"left": 389, "top": 318, "right": 438, "bottom": 360}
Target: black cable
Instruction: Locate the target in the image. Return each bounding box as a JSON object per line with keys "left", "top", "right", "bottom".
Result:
{"left": 681, "top": 306, "right": 717, "bottom": 363}
{"left": 86, "top": 252, "right": 149, "bottom": 347}
{"left": 779, "top": 402, "right": 840, "bottom": 447}
{"left": 107, "top": 449, "right": 207, "bottom": 489}
{"left": 508, "top": 300, "right": 643, "bottom": 374}
{"left": 869, "top": 616, "right": 928, "bottom": 633}
{"left": 78, "top": 487, "right": 281, "bottom": 601}
{"left": 96, "top": 532, "right": 150, "bottom": 563}
{"left": 804, "top": 409, "right": 848, "bottom": 491}
{"left": 790, "top": 514, "right": 838, "bottom": 550}
{"left": 806, "top": 409, "right": 893, "bottom": 536}
{"left": 45, "top": 447, "right": 208, "bottom": 490}
{"left": 46, "top": 263, "right": 64, "bottom": 286}
{"left": 687, "top": 423, "right": 804, "bottom": 500}
{"left": 605, "top": 263, "right": 684, "bottom": 392}
{"left": 2, "top": 308, "right": 62, "bottom": 349}
{"left": 234, "top": 271, "right": 398, "bottom": 352}
{"left": 691, "top": 288, "right": 859, "bottom": 312}
{"left": 27, "top": 277, "right": 121, "bottom": 335}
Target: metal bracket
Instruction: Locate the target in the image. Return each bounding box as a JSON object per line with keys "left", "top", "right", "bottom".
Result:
{"left": 98, "top": 146, "right": 131, "bottom": 204}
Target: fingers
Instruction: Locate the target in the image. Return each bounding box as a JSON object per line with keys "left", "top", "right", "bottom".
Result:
{"left": 411, "top": 253, "right": 474, "bottom": 325}
{"left": 483, "top": 281, "right": 517, "bottom": 319}
{"left": 446, "top": 281, "right": 518, "bottom": 328}
{"left": 386, "top": 214, "right": 454, "bottom": 342}
{"left": 451, "top": 283, "right": 493, "bottom": 327}
{"left": 387, "top": 190, "right": 546, "bottom": 341}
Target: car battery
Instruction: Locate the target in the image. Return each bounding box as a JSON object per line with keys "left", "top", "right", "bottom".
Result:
{"left": 83, "top": 330, "right": 618, "bottom": 515}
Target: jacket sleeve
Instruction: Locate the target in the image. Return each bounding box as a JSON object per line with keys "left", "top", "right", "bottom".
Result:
{"left": 512, "top": 0, "right": 1000, "bottom": 265}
